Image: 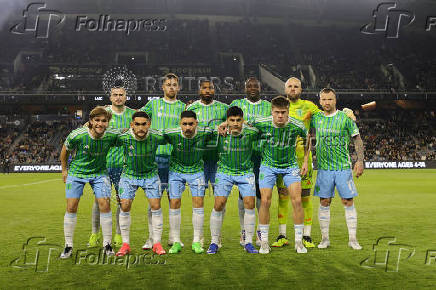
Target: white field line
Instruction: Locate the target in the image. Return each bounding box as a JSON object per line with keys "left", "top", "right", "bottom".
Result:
{"left": 0, "top": 178, "right": 60, "bottom": 189}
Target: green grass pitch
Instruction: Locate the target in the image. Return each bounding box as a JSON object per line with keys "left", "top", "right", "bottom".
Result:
{"left": 1, "top": 170, "right": 435, "bottom": 289}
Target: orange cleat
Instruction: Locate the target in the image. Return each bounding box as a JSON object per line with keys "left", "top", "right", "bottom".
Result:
{"left": 115, "top": 243, "right": 130, "bottom": 257}
{"left": 152, "top": 242, "right": 166, "bottom": 255}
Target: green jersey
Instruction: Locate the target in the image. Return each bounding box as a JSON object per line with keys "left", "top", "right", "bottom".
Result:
{"left": 163, "top": 127, "right": 213, "bottom": 174}
{"left": 140, "top": 97, "right": 186, "bottom": 156}
{"left": 105, "top": 105, "right": 136, "bottom": 169}
{"left": 230, "top": 98, "right": 271, "bottom": 153}
{"left": 216, "top": 125, "right": 259, "bottom": 175}
{"left": 310, "top": 110, "right": 359, "bottom": 170}
{"left": 64, "top": 127, "right": 120, "bottom": 178}
{"left": 186, "top": 100, "right": 228, "bottom": 162}
{"left": 253, "top": 116, "right": 307, "bottom": 168}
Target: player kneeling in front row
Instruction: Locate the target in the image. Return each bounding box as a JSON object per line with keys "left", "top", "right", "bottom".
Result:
{"left": 115, "top": 111, "right": 167, "bottom": 256}
{"left": 60, "top": 107, "right": 120, "bottom": 258}
{"left": 311, "top": 88, "right": 364, "bottom": 250}
{"left": 208, "top": 106, "right": 260, "bottom": 254}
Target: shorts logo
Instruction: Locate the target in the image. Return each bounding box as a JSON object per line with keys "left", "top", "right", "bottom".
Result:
{"left": 259, "top": 173, "right": 264, "bottom": 180}
{"left": 246, "top": 176, "right": 255, "bottom": 186}
{"left": 66, "top": 183, "right": 72, "bottom": 190}
{"left": 315, "top": 185, "right": 320, "bottom": 193}
{"left": 292, "top": 169, "right": 300, "bottom": 176}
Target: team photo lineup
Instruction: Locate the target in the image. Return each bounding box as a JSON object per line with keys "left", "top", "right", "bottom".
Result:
{"left": 2, "top": 0, "right": 436, "bottom": 288}
{"left": 60, "top": 73, "right": 365, "bottom": 258}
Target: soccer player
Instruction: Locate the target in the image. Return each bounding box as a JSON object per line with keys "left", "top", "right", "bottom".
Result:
{"left": 207, "top": 106, "right": 260, "bottom": 254}
{"left": 140, "top": 73, "right": 185, "bottom": 249}
{"left": 89, "top": 86, "right": 136, "bottom": 248}
{"left": 114, "top": 111, "right": 167, "bottom": 256}
{"left": 273, "top": 77, "right": 319, "bottom": 248}
{"left": 186, "top": 80, "right": 228, "bottom": 192}
{"left": 310, "top": 88, "right": 364, "bottom": 250}
{"left": 230, "top": 77, "right": 271, "bottom": 246}
{"left": 254, "top": 96, "right": 309, "bottom": 254}
{"left": 274, "top": 77, "right": 357, "bottom": 249}
{"left": 59, "top": 106, "right": 120, "bottom": 258}
{"left": 164, "top": 110, "right": 213, "bottom": 254}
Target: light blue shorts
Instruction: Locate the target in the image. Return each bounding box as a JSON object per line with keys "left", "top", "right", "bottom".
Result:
{"left": 119, "top": 175, "right": 162, "bottom": 200}
{"left": 168, "top": 171, "right": 205, "bottom": 199}
{"left": 65, "top": 175, "right": 111, "bottom": 199}
{"left": 215, "top": 172, "right": 256, "bottom": 198}
{"left": 259, "top": 165, "right": 301, "bottom": 189}
{"left": 314, "top": 169, "right": 358, "bottom": 199}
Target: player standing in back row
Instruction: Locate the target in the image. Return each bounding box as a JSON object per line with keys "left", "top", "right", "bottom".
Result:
{"left": 88, "top": 86, "right": 135, "bottom": 248}
{"left": 140, "top": 73, "right": 186, "bottom": 249}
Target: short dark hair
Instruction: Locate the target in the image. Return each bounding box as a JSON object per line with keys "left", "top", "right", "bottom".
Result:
{"left": 181, "top": 110, "right": 197, "bottom": 120}
{"left": 132, "top": 111, "right": 150, "bottom": 121}
{"left": 244, "top": 77, "right": 260, "bottom": 87}
{"left": 227, "top": 106, "right": 244, "bottom": 119}
{"left": 271, "top": 96, "right": 289, "bottom": 108}
{"left": 319, "top": 87, "right": 336, "bottom": 97}
{"left": 198, "top": 79, "right": 214, "bottom": 89}
{"left": 162, "top": 73, "right": 179, "bottom": 84}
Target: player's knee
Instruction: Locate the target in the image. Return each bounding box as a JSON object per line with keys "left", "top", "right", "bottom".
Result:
{"left": 278, "top": 187, "right": 288, "bottom": 197}
{"left": 170, "top": 199, "right": 181, "bottom": 209}
{"left": 243, "top": 198, "right": 255, "bottom": 209}
{"left": 120, "top": 203, "right": 131, "bottom": 212}
{"left": 320, "top": 198, "right": 331, "bottom": 207}
{"left": 341, "top": 198, "right": 354, "bottom": 207}
{"left": 301, "top": 189, "right": 311, "bottom": 197}
{"left": 192, "top": 197, "right": 204, "bottom": 208}
{"left": 66, "top": 205, "right": 78, "bottom": 213}
{"left": 261, "top": 197, "right": 271, "bottom": 208}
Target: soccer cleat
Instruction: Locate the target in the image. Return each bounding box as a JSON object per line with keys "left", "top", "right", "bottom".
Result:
{"left": 60, "top": 246, "right": 73, "bottom": 259}
{"left": 244, "top": 243, "right": 259, "bottom": 254}
{"left": 88, "top": 232, "right": 101, "bottom": 247}
{"left": 207, "top": 243, "right": 219, "bottom": 254}
{"left": 240, "top": 230, "right": 246, "bottom": 247}
{"left": 168, "top": 242, "right": 182, "bottom": 254}
{"left": 104, "top": 244, "right": 115, "bottom": 256}
{"left": 302, "top": 236, "right": 316, "bottom": 248}
{"left": 152, "top": 242, "right": 166, "bottom": 255}
{"left": 116, "top": 243, "right": 130, "bottom": 257}
{"left": 348, "top": 240, "right": 362, "bottom": 250}
{"left": 295, "top": 242, "right": 308, "bottom": 254}
{"left": 317, "top": 238, "right": 330, "bottom": 249}
{"left": 259, "top": 241, "right": 271, "bottom": 254}
{"left": 271, "top": 235, "right": 289, "bottom": 247}
{"left": 192, "top": 242, "right": 204, "bottom": 254}
{"left": 113, "top": 234, "right": 123, "bottom": 248}
{"left": 142, "top": 238, "right": 153, "bottom": 250}
{"left": 255, "top": 230, "right": 261, "bottom": 247}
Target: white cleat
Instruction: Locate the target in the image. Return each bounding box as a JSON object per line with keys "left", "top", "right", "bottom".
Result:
{"left": 240, "top": 230, "right": 246, "bottom": 247}
{"left": 295, "top": 242, "right": 308, "bottom": 254}
{"left": 317, "top": 238, "right": 330, "bottom": 249}
{"left": 104, "top": 244, "right": 115, "bottom": 256}
{"left": 259, "top": 241, "right": 271, "bottom": 254}
{"left": 60, "top": 246, "right": 73, "bottom": 259}
{"left": 255, "top": 230, "right": 261, "bottom": 247}
{"left": 348, "top": 240, "right": 362, "bottom": 250}
{"left": 142, "top": 238, "right": 153, "bottom": 250}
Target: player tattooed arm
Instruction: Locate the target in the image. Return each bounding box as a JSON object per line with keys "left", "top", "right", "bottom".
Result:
{"left": 60, "top": 145, "right": 70, "bottom": 183}
{"left": 353, "top": 134, "right": 364, "bottom": 178}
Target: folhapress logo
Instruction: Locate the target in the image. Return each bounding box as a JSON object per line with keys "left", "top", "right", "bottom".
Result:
{"left": 361, "top": 2, "right": 415, "bottom": 38}
{"left": 10, "top": 2, "right": 65, "bottom": 39}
